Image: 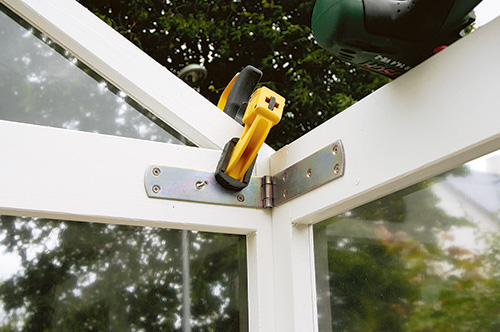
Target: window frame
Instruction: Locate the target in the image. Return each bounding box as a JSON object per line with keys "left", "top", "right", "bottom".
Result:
{"left": 269, "top": 16, "right": 500, "bottom": 331}
{"left": 0, "top": 120, "right": 276, "bottom": 331}
{"left": 2, "top": 0, "right": 500, "bottom": 331}
{"left": 0, "top": 0, "right": 276, "bottom": 328}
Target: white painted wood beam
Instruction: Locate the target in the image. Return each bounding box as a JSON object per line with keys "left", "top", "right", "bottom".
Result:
{"left": 1, "top": 0, "right": 274, "bottom": 161}
{"left": 268, "top": 17, "right": 500, "bottom": 332}
{"left": 271, "top": 17, "right": 500, "bottom": 225}
{"left": 0, "top": 120, "right": 268, "bottom": 234}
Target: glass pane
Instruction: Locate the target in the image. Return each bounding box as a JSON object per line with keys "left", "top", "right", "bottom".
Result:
{"left": 0, "top": 216, "right": 247, "bottom": 331}
{"left": 314, "top": 151, "right": 500, "bottom": 332}
{"left": 0, "top": 3, "right": 194, "bottom": 146}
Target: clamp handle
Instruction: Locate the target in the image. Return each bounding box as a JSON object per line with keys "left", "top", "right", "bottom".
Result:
{"left": 217, "top": 65, "right": 263, "bottom": 125}
{"left": 216, "top": 87, "right": 285, "bottom": 191}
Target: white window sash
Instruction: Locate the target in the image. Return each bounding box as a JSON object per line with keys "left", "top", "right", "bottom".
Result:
{"left": 270, "top": 17, "right": 500, "bottom": 331}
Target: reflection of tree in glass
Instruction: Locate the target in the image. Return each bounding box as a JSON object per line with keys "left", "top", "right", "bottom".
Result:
{"left": 316, "top": 167, "right": 500, "bottom": 331}
{"left": 0, "top": 5, "right": 186, "bottom": 145}
{"left": 0, "top": 216, "right": 246, "bottom": 331}
{"left": 323, "top": 233, "right": 419, "bottom": 332}
{"left": 405, "top": 231, "right": 500, "bottom": 332}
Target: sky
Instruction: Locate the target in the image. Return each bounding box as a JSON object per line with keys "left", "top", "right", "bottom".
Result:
{"left": 474, "top": 0, "right": 500, "bottom": 26}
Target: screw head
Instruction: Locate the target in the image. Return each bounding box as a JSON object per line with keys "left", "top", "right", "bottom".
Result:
{"left": 282, "top": 171, "right": 288, "bottom": 182}
{"left": 237, "top": 194, "right": 245, "bottom": 202}
{"left": 306, "top": 168, "right": 312, "bottom": 178}
{"left": 152, "top": 167, "right": 161, "bottom": 176}
{"left": 334, "top": 164, "right": 341, "bottom": 175}
{"left": 332, "top": 145, "right": 339, "bottom": 155}
{"left": 152, "top": 185, "right": 161, "bottom": 193}
{"left": 282, "top": 189, "right": 289, "bottom": 199}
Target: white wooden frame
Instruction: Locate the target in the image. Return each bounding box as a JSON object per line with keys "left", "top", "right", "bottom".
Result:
{"left": 1, "top": 0, "right": 500, "bottom": 331}
{"left": 0, "top": 120, "right": 276, "bottom": 331}
{"left": 269, "top": 16, "right": 500, "bottom": 332}
{"left": 271, "top": 17, "right": 500, "bottom": 226}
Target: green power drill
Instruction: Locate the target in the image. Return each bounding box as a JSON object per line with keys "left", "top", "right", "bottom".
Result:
{"left": 312, "top": 0, "right": 483, "bottom": 78}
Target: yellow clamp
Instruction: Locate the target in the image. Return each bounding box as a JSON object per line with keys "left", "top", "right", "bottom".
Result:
{"left": 217, "top": 73, "right": 238, "bottom": 111}
{"left": 227, "top": 87, "right": 284, "bottom": 180}
{"left": 215, "top": 86, "right": 285, "bottom": 191}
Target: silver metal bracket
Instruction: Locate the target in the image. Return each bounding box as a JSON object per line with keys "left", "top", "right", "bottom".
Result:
{"left": 145, "top": 140, "right": 345, "bottom": 209}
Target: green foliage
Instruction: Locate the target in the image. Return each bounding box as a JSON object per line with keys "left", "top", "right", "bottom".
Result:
{"left": 76, "top": 0, "right": 389, "bottom": 148}
{"left": 405, "top": 231, "right": 500, "bottom": 332}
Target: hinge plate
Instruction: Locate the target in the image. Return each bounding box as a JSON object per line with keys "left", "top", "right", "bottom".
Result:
{"left": 145, "top": 140, "right": 345, "bottom": 209}
{"left": 272, "top": 140, "right": 345, "bottom": 206}
{"left": 145, "top": 165, "right": 264, "bottom": 208}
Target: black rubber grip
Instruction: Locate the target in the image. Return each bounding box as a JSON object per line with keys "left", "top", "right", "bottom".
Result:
{"left": 215, "top": 138, "right": 256, "bottom": 191}
{"left": 223, "top": 65, "right": 263, "bottom": 125}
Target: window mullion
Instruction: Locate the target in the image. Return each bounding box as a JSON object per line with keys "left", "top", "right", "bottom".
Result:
{"left": 271, "top": 207, "right": 318, "bottom": 331}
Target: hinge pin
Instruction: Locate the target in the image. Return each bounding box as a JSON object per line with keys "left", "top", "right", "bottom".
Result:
{"left": 261, "top": 175, "right": 274, "bottom": 209}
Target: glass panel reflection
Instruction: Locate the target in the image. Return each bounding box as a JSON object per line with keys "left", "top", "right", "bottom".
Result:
{"left": 0, "top": 3, "right": 193, "bottom": 146}
{"left": 314, "top": 151, "right": 500, "bottom": 332}
{"left": 0, "top": 216, "right": 247, "bottom": 331}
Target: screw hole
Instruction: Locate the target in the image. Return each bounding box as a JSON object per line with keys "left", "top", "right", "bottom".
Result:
{"left": 195, "top": 180, "right": 207, "bottom": 190}
{"left": 306, "top": 168, "right": 312, "bottom": 178}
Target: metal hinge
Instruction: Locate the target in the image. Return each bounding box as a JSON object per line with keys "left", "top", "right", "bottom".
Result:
{"left": 145, "top": 140, "right": 345, "bottom": 209}
{"left": 261, "top": 175, "right": 274, "bottom": 209}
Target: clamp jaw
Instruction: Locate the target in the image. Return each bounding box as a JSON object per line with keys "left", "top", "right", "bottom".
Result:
{"left": 215, "top": 66, "right": 285, "bottom": 191}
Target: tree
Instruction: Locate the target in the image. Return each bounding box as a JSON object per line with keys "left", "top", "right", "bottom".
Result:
{"left": 76, "top": 0, "right": 389, "bottom": 148}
